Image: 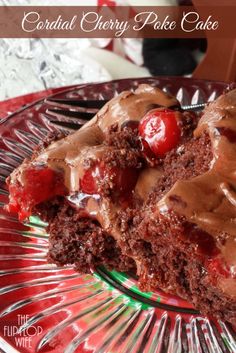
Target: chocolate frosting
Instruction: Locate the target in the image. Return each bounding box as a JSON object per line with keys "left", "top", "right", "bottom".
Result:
{"left": 84, "top": 84, "right": 179, "bottom": 132}
{"left": 158, "top": 89, "right": 236, "bottom": 291}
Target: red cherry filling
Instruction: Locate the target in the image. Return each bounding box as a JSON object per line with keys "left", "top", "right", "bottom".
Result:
{"left": 206, "top": 257, "right": 235, "bottom": 279}
{"left": 7, "top": 166, "right": 67, "bottom": 221}
{"left": 139, "top": 109, "right": 181, "bottom": 157}
{"left": 80, "top": 161, "right": 138, "bottom": 199}
{"left": 184, "top": 225, "right": 235, "bottom": 279}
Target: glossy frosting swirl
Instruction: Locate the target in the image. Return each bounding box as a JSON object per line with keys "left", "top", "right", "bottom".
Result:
{"left": 159, "top": 90, "right": 236, "bottom": 241}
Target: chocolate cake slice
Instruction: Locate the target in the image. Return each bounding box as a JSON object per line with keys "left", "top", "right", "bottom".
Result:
{"left": 6, "top": 84, "right": 236, "bottom": 324}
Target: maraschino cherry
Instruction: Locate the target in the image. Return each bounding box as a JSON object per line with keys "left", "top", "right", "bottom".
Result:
{"left": 139, "top": 109, "right": 181, "bottom": 157}
{"left": 7, "top": 167, "right": 67, "bottom": 221}
{"left": 80, "top": 161, "right": 138, "bottom": 197}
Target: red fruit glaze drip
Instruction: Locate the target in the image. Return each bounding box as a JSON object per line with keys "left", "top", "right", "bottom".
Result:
{"left": 139, "top": 109, "right": 181, "bottom": 157}
{"left": 185, "top": 224, "right": 219, "bottom": 257}
{"left": 7, "top": 167, "right": 67, "bottom": 221}
{"left": 184, "top": 224, "right": 235, "bottom": 279}
{"left": 80, "top": 161, "right": 138, "bottom": 198}
{"left": 207, "top": 257, "right": 236, "bottom": 279}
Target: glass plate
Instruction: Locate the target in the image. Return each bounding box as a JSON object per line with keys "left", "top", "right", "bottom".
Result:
{"left": 0, "top": 77, "right": 235, "bottom": 353}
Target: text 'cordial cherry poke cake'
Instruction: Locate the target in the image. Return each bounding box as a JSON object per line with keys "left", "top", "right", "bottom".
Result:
{"left": 6, "top": 84, "right": 236, "bottom": 324}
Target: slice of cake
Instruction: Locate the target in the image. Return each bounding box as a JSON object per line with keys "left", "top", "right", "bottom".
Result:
{"left": 6, "top": 84, "right": 236, "bottom": 324}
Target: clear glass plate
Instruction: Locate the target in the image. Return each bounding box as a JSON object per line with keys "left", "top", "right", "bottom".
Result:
{"left": 0, "top": 77, "right": 235, "bottom": 353}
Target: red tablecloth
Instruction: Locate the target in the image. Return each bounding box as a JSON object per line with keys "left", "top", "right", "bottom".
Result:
{"left": 0, "top": 87, "right": 70, "bottom": 119}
